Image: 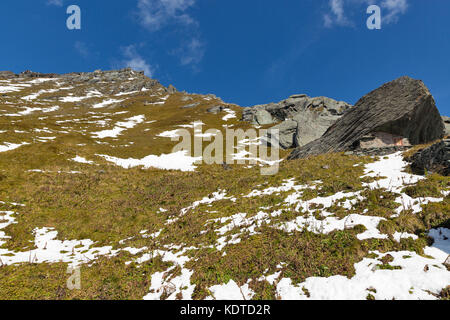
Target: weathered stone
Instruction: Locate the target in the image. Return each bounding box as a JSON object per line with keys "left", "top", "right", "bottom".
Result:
{"left": 408, "top": 139, "right": 450, "bottom": 176}
{"left": 289, "top": 76, "right": 445, "bottom": 159}
{"left": 267, "top": 120, "right": 298, "bottom": 149}
{"left": 19, "top": 70, "right": 58, "bottom": 78}
{"left": 181, "top": 102, "right": 200, "bottom": 109}
{"left": 243, "top": 94, "right": 352, "bottom": 149}
{"left": 167, "top": 84, "right": 177, "bottom": 94}
{"left": 443, "top": 116, "right": 450, "bottom": 137}
{"left": 207, "top": 105, "right": 229, "bottom": 114}
{"left": 293, "top": 111, "right": 341, "bottom": 147}
{"left": 181, "top": 95, "right": 193, "bottom": 102}
{"left": 253, "top": 109, "right": 275, "bottom": 125}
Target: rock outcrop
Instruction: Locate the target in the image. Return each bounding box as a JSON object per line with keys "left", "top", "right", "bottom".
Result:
{"left": 443, "top": 116, "right": 450, "bottom": 137}
{"left": 60, "top": 68, "right": 165, "bottom": 95}
{"left": 289, "top": 76, "right": 445, "bottom": 159}
{"left": 0, "top": 71, "right": 17, "bottom": 79}
{"left": 409, "top": 139, "right": 450, "bottom": 176}
{"left": 1, "top": 68, "right": 171, "bottom": 95}
{"left": 243, "top": 94, "right": 352, "bottom": 149}
{"left": 207, "top": 105, "right": 229, "bottom": 114}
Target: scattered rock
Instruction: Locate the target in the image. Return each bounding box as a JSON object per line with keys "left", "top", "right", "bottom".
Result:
{"left": 207, "top": 105, "right": 229, "bottom": 114}
{"left": 19, "top": 70, "right": 58, "bottom": 78}
{"left": 181, "top": 102, "right": 200, "bottom": 109}
{"left": 60, "top": 68, "right": 164, "bottom": 95}
{"left": 181, "top": 96, "right": 193, "bottom": 102}
{"left": 167, "top": 84, "right": 177, "bottom": 94}
{"left": 346, "top": 146, "right": 410, "bottom": 157}
{"left": 289, "top": 76, "right": 445, "bottom": 159}
{"left": 408, "top": 139, "right": 450, "bottom": 176}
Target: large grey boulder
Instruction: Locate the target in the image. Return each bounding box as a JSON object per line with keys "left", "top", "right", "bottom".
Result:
{"left": 267, "top": 120, "right": 298, "bottom": 149}
{"left": 243, "top": 94, "right": 352, "bottom": 149}
{"left": 207, "top": 105, "right": 229, "bottom": 114}
{"left": 253, "top": 109, "right": 275, "bottom": 125}
{"left": 293, "top": 110, "right": 341, "bottom": 147}
{"left": 289, "top": 76, "right": 446, "bottom": 159}
{"left": 409, "top": 139, "right": 450, "bottom": 176}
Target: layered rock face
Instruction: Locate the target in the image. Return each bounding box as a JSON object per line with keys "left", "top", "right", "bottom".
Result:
{"left": 289, "top": 76, "right": 446, "bottom": 159}
{"left": 243, "top": 95, "right": 352, "bottom": 149}
{"left": 409, "top": 139, "right": 450, "bottom": 176}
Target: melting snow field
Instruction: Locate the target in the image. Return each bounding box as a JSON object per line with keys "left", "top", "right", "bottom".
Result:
{"left": 0, "top": 142, "right": 29, "bottom": 153}
{"left": 91, "top": 115, "right": 145, "bottom": 139}
{"left": 133, "top": 153, "right": 449, "bottom": 300}
{"left": 0, "top": 124, "right": 448, "bottom": 302}
{"left": 98, "top": 150, "right": 201, "bottom": 171}
{"left": 0, "top": 210, "right": 117, "bottom": 267}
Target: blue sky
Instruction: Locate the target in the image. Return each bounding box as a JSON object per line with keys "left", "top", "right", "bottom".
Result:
{"left": 0, "top": 0, "right": 449, "bottom": 115}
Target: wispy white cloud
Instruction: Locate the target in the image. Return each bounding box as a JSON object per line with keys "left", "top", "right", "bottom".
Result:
{"left": 178, "top": 38, "right": 205, "bottom": 67}
{"left": 120, "top": 45, "right": 155, "bottom": 77}
{"left": 381, "top": 0, "right": 408, "bottom": 24}
{"left": 46, "top": 0, "right": 63, "bottom": 6}
{"left": 323, "top": 0, "right": 409, "bottom": 28}
{"left": 74, "top": 41, "right": 90, "bottom": 58}
{"left": 134, "top": 0, "right": 205, "bottom": 68}
{"left": 136, "top": 0, "right": 196, "bottom": 31}
{"left": 324, "top": 0, "right": 351, "bottom": 27}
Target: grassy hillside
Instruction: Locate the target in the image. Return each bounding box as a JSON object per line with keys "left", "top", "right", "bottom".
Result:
{"left": 0, "top": 72, "right": 448, "bottom": 300}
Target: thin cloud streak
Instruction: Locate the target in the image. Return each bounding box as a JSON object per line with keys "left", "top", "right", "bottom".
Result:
{"left": 323, "top": 0, "right": 409, "bottom": 27}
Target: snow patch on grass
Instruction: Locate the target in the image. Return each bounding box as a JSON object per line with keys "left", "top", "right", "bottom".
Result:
{"left": 98, "top": 150, "right": 201, "bottom": 172}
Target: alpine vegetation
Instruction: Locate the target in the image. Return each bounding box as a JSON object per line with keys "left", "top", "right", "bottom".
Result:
{"left": 0, "top": 69, "right": 448, "bottom": 301}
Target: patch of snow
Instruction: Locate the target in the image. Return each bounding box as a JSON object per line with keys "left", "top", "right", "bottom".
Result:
{"left": 276, "top": 249, "right": 450, "bottom": 300}
{"left": 0, "top": 226, "right": 117, "bottom": 267}
{"left": 91, "top": 115, "right": 145, "bottom": 139}
{"left": 0, "top": 142, "right": 29, "bottom": 153}
{"left": 208, "top": 280, "right": 254, "bottom": 300}
{"left": 93, "top": 98, "right": 124, "bottom": 109}
{"left": 98, "top": 150, "right": 201, "bottom": 172}
{"left": 71, "top": 156, "right": 94, "bottom": 165}
{"left": 222, "top": 109, "right": 237, "bottom": 121}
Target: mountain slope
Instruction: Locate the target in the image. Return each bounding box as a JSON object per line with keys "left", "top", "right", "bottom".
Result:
{"left": 0, "top": 69, "right": 448, "bottom": 300}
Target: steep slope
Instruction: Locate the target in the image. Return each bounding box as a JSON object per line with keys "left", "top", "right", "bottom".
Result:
{"left": 0, "top": 68, "right": 267, "bottom": 172}
{"left": 0, "top": 70, "right": 448, "bottom": 300}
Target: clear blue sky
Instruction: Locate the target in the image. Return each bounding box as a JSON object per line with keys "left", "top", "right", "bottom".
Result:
{"left": 1, "top": 1, "right": 449, "bottom": 115}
